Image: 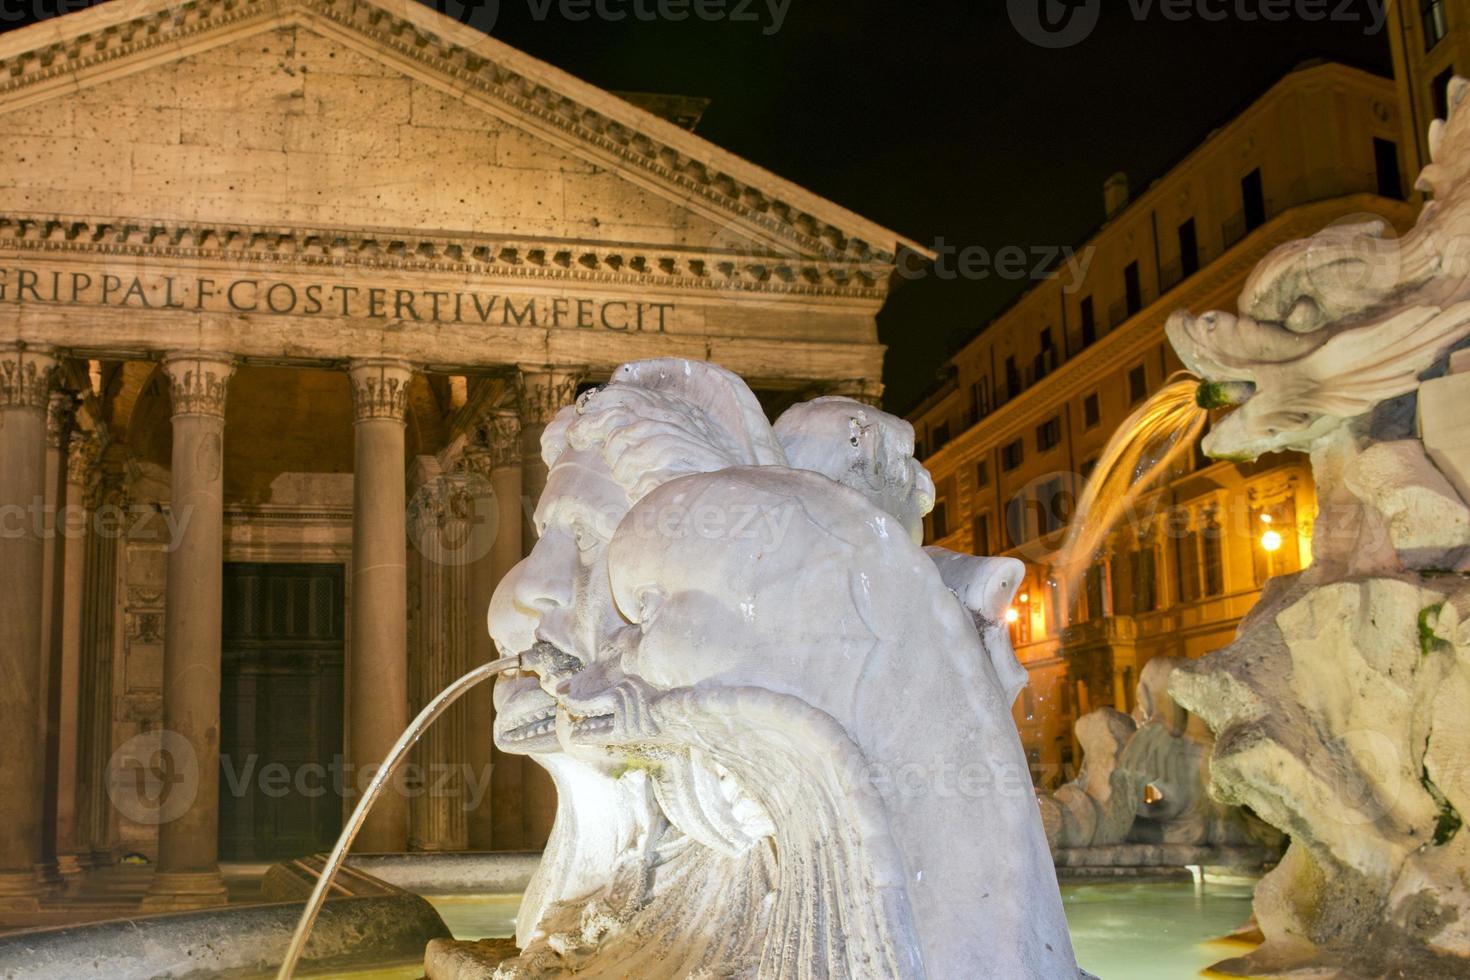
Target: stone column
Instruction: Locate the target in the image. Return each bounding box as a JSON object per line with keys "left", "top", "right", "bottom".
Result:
{"left": 347, "top": 359, "right": 414, "bottom": 854}
{"left": 52, "top": 433, "right": 97, "bottom": 877}
{"left": 39, "top": 389, "right": 76, "bottom": 885}
{"left": 516, "top": 367, "right": 583, "bottom": 848}
{"left": 143, "top": 352, "right": 235, "bottom": 911}
{"left": 0, "top": 344, "right": 58, "bottom": 910}
{"left": 461, "top": 410, "right": 523, "bottom": 850}
{"left": 75, "top": 456, "right": 123, "bottom": 868}
{"left": 406, "top": 471, "right": 470, "bottom": 852}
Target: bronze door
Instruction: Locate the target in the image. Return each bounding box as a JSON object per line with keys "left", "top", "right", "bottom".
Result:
{"left": 219, "top": 563, "right": 345, "bottom": 861}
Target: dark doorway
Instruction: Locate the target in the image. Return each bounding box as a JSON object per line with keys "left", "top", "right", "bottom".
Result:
{"left": 220, "top": 562, "right": 345, "bottom": 861}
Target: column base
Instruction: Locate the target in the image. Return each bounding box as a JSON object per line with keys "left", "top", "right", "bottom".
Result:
{"left": 140, "top": 870, "right": 229, "bottom": 912}
{"left": 38, "top": 854, "right": 83, "bottom": 887}
{"left": 0, "top": 870, "right": 43, "bottom": 911}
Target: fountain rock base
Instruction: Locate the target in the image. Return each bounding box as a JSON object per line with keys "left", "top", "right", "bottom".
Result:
{"left": 425, "top": 937, "right": 521, "bottom": 979}
{"left": 1172, "top": 574, "right": 1470, "bottom": 978}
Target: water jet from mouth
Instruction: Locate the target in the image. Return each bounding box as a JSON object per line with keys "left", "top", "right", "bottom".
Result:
{"left": 1056, "top": 376, "right": 1210, "bottom": 598}
{"left": 274, "top": 653, "right": 522, "bottom": 980}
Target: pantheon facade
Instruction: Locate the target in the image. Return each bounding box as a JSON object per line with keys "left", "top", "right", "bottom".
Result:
{"left": 0, "top": 0, "right": 920, "bottom": 911}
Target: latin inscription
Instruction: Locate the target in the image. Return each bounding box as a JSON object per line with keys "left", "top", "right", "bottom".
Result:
{"left": 0, "top": 267, "right": 674, "bottom": 332}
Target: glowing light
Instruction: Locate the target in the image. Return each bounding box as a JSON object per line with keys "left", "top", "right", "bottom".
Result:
{"left": 1261, "top": 529, "right": 1283, "bottom": 553}
{"left": 1018, "top": 592, "right": 1030, "bottom": 604}
{"left": 1005, "top": 608, "right": 1021, "bottom": 624}
{"left": 1260, "top": 514, "right": 1273, "bottom": 524}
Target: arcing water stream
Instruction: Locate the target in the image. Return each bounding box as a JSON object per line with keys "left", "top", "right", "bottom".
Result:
{"left": 275, "top": 654, "right": 523, "bottom": 980}
{"left": 1054, "top": 376, "right": 1210, "bottom": 596}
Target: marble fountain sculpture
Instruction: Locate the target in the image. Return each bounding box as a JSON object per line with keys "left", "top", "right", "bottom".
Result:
{"left": 422, "top": 360, "right": 1084, "bottom": 979}
{"left": 1162, "top": 77, "right": 1470, "bottom": 978}
{"left": 1037, "top": 657, "right": 1279, "bottom": 870}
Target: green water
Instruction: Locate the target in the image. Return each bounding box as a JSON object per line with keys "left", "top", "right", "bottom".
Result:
{"left": 327, "top": 879, "right": 1257, "bottom": 978}
{"left": 1064, "top": 879, "right": 1257, "bottom": 978}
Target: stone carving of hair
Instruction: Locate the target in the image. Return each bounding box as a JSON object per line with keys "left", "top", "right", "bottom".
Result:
{"left": 773, "top": 396, "right": 936, "bottom": 543}
{"left": 543, "top": 358, "right": 787, "bottom": 503}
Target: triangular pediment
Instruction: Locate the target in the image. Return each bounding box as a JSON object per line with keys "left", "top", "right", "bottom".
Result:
{"left": 0, "top": 0, "right": 925, "bottom": 268}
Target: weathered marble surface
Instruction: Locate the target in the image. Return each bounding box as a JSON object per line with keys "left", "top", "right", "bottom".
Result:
{"left": 429, "top": 360, "right": 1081, "bottom": 978}
{"left": 1038, "top": 658, "right": 1277, "bottom": 860}
{"left": 1164, "top": 75, "right": 1470, "bottom": 979}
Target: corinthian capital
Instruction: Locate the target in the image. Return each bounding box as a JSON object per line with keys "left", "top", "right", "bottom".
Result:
{"left": 0, "top": 344, "right": 59, "bottom": 411}
{"left": 349, "top": 359, "right": 415, "bottom": 423}
{"left": 67, "top": 430, "right": 103, "bottom": 487}
{"left": 164, "top": 352, "right": 236, "bottom": 419}
{"left": 47, "top": 390, "right": 78, "bottom": 449}
{"left": 517, "top": 365, "right": 585, "bottom": 426}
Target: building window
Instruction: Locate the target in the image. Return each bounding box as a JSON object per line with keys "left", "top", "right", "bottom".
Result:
{"left": 1424, "top": 0, "right": 1449, "bottom": 50}
{"left": 1435, "top": 65, "right": 1456, "bottom": 121}
{"left": 1178, "top": 218, "right": 1200, "bottom": 277}
{"left": 976, "top": 459, "right": 991, "bottom": 488}
{"left": 1202, "top": 523, "right": 1225, "bottom": 596}
{"left": 973, "top": 513, "right": 991, "bottom": 556}
{"left": 1133, "top": 545, "right": 1159, "bottom": 613}
{"left": 1037, "top": 416, "right": 1062, "bottom": 452}
{"left": 931, "top": 420, "right": 951, "bottom": 452}
{"left": 931, "top": 500, "right": 949, "bottom": 540}
{"left": 1080, "top": 296, "right": 1097, "bottom": 347}
{"left": 1128, "top": 364, "right": 1148, "bottom": 405}
{"left": 1083, "top": 392, "right": 1101, "bottom": 429}
{"left": 969, "top": 379, "right": 991, "bottom": 422}
{"left": 1084, "top": 563, "right": 1106, "bottom": 620}
{"left": 1005, "top": 494, "right": 1028, "bottom": 548}
{"left": 1080, "top": 457, "right": 1099, "bottom": 482}
{"left": 1124, "top": 261, "right": 1143, "bottom": 316}
{"left": 1242, "top": 168, "right": 1266, "bottom": 232}
{"left": 1004, "top": 356, "right": 1022, "bottom": 400}
{"left": 1374, "top": 138, "right": 1403, "bottom": 200}
{"left": 1037, "top": 476, "right": 1067, "bottom": 536}
{"left": 1002, "top": 438, "right": 1025, "bottom": 472}
{"left": 1180, "top": 530, "right": 1203, "bottom": 603}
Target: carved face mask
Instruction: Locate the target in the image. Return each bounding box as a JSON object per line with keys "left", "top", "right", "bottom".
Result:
{"left": 489, "top": 444, "right": 629, "bottom": 757}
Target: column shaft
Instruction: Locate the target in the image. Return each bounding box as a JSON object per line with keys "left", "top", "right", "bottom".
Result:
{"left": 53, "top": 434, "right": 94, "bottom": 875}
{"left": 348, "top": 360, "right": 414, "bottom": 853}
{"left": 462, "top": 410, "right": 523, "bottom": 850}
{"left": 143, "top": 353, "right": 235, "bottom": 910}
{"left": 40, "top": 390, "right": 75, "bottom": 884}
{"left": 0, "top": 345, "right": 58, "bottom": 910}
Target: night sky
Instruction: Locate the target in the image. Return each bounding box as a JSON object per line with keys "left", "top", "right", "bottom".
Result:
{"left": 3, "top": 0, "right": 1394, "bottom": 411}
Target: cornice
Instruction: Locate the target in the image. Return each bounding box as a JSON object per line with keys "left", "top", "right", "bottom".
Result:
{"left": 917, "top": 195, "right": 1418, "bottom": 477}
{"left": 0, "top": 0, "right": 921, "bottom": 266}
{"left": 0, "top": 213, "right": 891, "bottom": 302}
